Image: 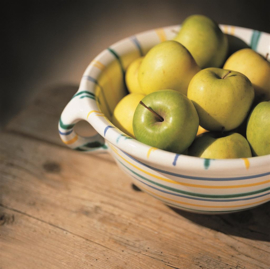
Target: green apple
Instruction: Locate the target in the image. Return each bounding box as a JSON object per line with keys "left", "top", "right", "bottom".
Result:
{"left": 187, "top": 67, "right": 254, "bottom": 132}
{"left": 112, "top": 93, "right": 145, "bottom": 137}
{"left": 174, "top": 14, "right": 228, "bottom": 68}
{"left": 223, "top": 48, "right": 270, "bottom": 103}
{"left": 133, "top": 89, "right": 199, "bottom": 154}
{"left": 138, "top": 40, "right": 200, "bottom": 96}
{"left": 125, "top": 57, "right": 144, "bottom": 94}
{"left": 188, "top": 132, "right": 252, "bottom": 159}
{"left": 246, "top": 101, "right": 270, "bottom": 156}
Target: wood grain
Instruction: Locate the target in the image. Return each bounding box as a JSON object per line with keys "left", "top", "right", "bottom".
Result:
{"left": 5, "top": 84, "right": 113, "bottom": 162}
{"left": 2, "top": 84, "right": 270, "bottom": 268}
{"left": 1, "top": 131, "right": 270, "bottom": 269}
{"left": 6, "top": 84, "right": 77, "bottom": 146}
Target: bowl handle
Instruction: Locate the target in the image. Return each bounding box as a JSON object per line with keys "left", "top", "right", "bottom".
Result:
{"left": 58, "top": 93, "right": 108, "bottom": 153}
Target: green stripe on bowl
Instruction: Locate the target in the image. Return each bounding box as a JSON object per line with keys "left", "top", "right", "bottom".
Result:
{"left": 149, "top": 194, "right": 257, "bottom": 214}
{"left": 72, "top": 91, "right": 96, "bottom": 99}
{"left": 117, "top": 158, "right": 270, "bottom": 199}
{"left": 123, "top": 161, "right": 270, "bottom": 203}
{"left": 121, "top": 150, "right": 270, "bottom": 181}
{"left": 59, "top": 118, "right": 75, "bottom": 130}
{"left": 250, "top": 30, "right": 261, "bottom": 51}
{"left": 107, "top": 48, "right": 125, "bottom": 77}
{"left": 130, "top": 36, "right": 144, "bottom": 56}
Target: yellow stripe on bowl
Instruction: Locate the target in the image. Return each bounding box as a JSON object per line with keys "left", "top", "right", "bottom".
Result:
{"left": 139, "top": 184, "right": 270, "bottom": 210}
{"left": 87, "top": 110, "right": 105, "bottom": 119}
{"left": 155, "top": 28, "right": 167, "bottom": 42}
{"left": 110, "top": 145, "right": 270, "bottom": 189}
{"left": 61, "top": 135, "right": 78, "bottom": 145}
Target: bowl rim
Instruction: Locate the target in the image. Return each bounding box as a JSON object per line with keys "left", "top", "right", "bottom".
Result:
{"left": 83, "top": 24, "right": 270, "bottom": 172}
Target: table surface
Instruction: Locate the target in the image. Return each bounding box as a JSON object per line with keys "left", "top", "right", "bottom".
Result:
{"left": 1, "top": 84, "right": 270, "bottom": 269}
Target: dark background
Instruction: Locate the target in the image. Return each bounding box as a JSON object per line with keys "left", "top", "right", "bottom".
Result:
{"left": 1, "top": 0, "right": 270, "bottom": 129}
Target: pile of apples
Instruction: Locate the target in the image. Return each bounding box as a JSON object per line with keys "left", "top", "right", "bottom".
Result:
{"left": 112, "top": 15, "right": 270, "bottom": 159}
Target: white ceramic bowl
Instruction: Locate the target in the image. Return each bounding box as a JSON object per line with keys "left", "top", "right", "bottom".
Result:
{"left": 59, "top": 24, "right": 270, "bottom": 214}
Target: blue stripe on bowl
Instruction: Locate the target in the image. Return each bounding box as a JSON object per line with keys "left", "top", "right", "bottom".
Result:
{"left": 116, "top": 157, "right": 270, "bottom": 199}
{"left": 59, "top": 129, "right": 73, "bottom": 136}
{"left": 120, "top": 159, "right": 270, "bottom": 203}
{"left": 104, "top": 125, "right": 114, "bottom": 137}
{"left": 83, "top": 75, "right": 99, "bottom": 85}
{"left": 172, "top": 154, "right": 180, "bottom": 166}
{"left": 121, "top": 149, "right": 270, "bottom": 181}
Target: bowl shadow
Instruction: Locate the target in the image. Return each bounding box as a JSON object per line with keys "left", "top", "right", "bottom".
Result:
{"left": 225, "top": 34, "right": 250, "bottom": 58}
{"left": 132, "top": 184, "right": 270, "bottom": 242}
{"left": 169, "top": 201, "right": 270, "bottom": 242}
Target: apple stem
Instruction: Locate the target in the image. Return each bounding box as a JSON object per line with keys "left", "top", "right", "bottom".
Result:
{"left": 222, "top": 71, "right": 231, "bottom": 79}
{"left": 266, "top": 53, "right": 269, "bottom": 61}
{"left": 139, "top": 101, "right": 164, "bottom": 122}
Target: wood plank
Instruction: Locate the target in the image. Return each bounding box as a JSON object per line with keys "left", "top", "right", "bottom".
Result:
{"left": 5, "top": 84, "right": 77, "bottom": 146}
{"left": 1, "top": 131, "right": 270, "bottom": 268}
{"left": 5, "top": 84, "right": 113, "bottom": 162}
{"left": 0, "top": 207, "right": 133, "bottom": 269}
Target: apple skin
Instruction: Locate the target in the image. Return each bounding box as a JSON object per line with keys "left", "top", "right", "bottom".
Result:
{"left": 133, "top": 89, "right": 199, "bottom": 154}
{"left": 125, "top": 57, "right": 144, "bottom": 94}
{"left": 138, "top": 40, "right": 200, "bottom": 96}
{"left": 188, "top": 132, "right": 252, "bottom": 159}
{"left": 112, "top": 93, "right": 145, "bottom": 137}
{"left": 246, "top": 101, "right": 270, "bottom": 156}
{"left": 174, "top": 14, "right": 228, "bottom": 68}
{"left": 223, "top": 48, "right": 270, "bottom": 103}
{"left": 187, "top": 68, "right": 255, "bottom": 132}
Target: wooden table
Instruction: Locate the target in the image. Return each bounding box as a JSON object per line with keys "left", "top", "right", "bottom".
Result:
{"left": 1, "top": 84, "right": 270, "bottom": 269}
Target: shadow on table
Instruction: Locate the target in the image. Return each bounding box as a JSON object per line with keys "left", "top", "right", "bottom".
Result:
{"left": 131, "top": 183, "right": 270, "bottom": 242}
{"left": 170, "top": 201, "right": 270, "bottom": 242}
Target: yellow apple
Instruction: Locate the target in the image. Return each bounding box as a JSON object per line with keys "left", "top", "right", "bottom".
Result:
{"left": 138, "top": 40, "right": 200, "bottom": 96}
{"left": 188, "top": 132, "right": 252, "bottom": 159}
{"left": 187, "top": 68, "right": 254, "bottom": 132}
{"left": 246, "top": 101, "right": 270, "bottom": 156}
{"left": 223, "top": 48, "right": 270, "bottom": 103}
{"left": 196, "top": 125, "right": 208, "bottom": 136}
{"left": 111, "top": 93, "right": 145, "bottom": 137}
{"left": 125, "top": 57, "right": 144, "bottom": 94}
{"left": 174, "top": 15, "right": 228, "bottom": 68}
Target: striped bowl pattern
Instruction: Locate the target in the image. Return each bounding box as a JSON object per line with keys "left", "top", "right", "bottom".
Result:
{"left": 59, "top": 25, "right": 270, "bottom": 214}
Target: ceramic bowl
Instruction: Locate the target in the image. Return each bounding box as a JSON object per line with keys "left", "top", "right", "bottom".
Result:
{"left": 59, "top": 24, "right": 270, "bottom": 214}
